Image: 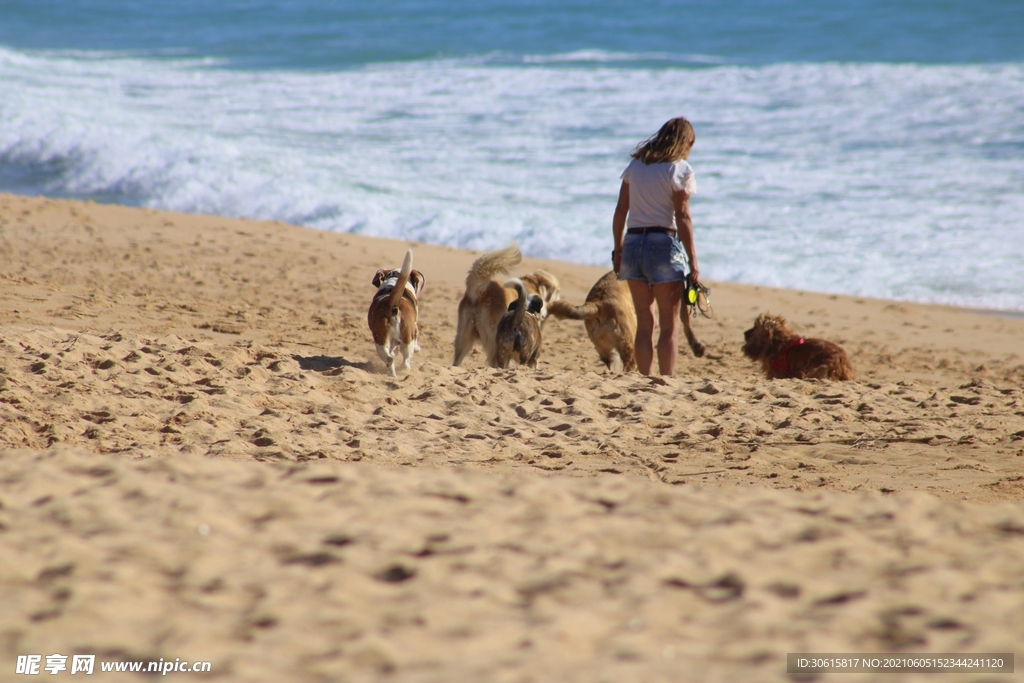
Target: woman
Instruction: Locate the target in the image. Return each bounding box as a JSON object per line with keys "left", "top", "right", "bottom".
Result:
{"left": 612, "top": 117, "right": 700, "bottom": 376}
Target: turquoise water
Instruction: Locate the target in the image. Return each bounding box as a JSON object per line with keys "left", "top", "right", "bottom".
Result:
{"left": 2, "top": 1, "right": 1023, "bottom": 311}
{"left": 3, "top": 1, "right": 1022, "bottom": 67}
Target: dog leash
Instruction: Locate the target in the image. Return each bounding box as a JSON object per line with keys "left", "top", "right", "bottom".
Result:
{"left": 685, "top": 277, "right": 714, "bottom": 318}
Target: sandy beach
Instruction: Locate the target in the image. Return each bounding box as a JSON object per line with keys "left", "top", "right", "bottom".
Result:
{"left": 1, "top": 192, "right": 1023, "bottom": 681}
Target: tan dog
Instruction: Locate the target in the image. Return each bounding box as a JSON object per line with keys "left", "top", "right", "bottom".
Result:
{"left": 742, "top": 313, "right": 853, "bottom": 380}
{"left": 548, "top": 271, "right": 705, "bottom": 372}
{"left": 367, "top": 249, "right": 425, "bottom": 377}
{"left": 452, "top": 243, "right": 561, "bottom": 367}
{"left": 494, "top": 279, "right": 543, "bottom": 369}
{"left": 548, "top": 271, "right": 637, "bottom": 372}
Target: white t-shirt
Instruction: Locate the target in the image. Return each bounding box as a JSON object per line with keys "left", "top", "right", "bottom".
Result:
{"left": 620, "top": 158, "right": 696, "bottom": 230}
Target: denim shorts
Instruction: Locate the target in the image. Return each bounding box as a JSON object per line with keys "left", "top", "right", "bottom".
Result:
{"left": 617, "top": 232, "right": 689, "bottom": 285}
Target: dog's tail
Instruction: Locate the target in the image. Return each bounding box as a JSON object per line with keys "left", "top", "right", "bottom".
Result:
{"left": 547, "top": 299, "right": 598, "bottom": 321}
{"left": 465, "top": 243, "right": 522, "bottom": 302}
{"left": 546, "top": 299, "right": 585, "bottom": 320}
{"left": 503, "top": 278, "right": 529, "bottom": 329}
{"left": 387, "top": 249, "right": 414, "bottom": 317}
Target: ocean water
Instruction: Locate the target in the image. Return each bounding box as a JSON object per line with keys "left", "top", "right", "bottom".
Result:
{"left": 2, "top": 1, "right": 1023, "bottom": 312}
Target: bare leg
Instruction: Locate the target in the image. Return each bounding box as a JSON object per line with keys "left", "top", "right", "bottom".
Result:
{"left": 627, "top": 280, "right": 657, "bottom": 375}
{"left": 652, "top": 281, "right": 682, "bottom": 375}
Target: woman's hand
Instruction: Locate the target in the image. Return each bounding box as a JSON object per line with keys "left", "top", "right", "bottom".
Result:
{"left": 613, "top": 248, "right": 622, "bottom": 273}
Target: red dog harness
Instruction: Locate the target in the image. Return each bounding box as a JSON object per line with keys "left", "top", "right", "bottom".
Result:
{"left": 771, "top": 338, "right": 805, "bottom": 374}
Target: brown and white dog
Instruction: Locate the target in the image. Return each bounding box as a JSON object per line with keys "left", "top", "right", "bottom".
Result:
{"left": 742, "top": 313, "right": 853, "bottom": 380}
{"left": 494, "top": 279, "right": 544, "bottom": 369}
{"left": 452, "top": 243, "right": 561, "bottom": 367}
{"left": 548, "top": 271, "right": 705, "bottom": 372}
{"left": 367, "top": 249, "right": 425, "bottom": 377}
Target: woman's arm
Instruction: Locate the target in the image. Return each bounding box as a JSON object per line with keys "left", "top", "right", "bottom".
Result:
{"left": 612, "top": 181, "right": 629, "bottom": 273}
{"left": 673, "top": 189, "right": 698, "bottom": 282}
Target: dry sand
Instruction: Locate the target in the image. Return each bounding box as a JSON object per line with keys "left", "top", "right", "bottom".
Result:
{"left": 1, "top": 192, "right": 1022, "bottom": 681}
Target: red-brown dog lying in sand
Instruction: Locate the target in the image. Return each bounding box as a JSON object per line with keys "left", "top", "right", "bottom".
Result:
{"left": 452, "top": 243, "right": 561, "bottom": 367}
{"left": 367, "top": 249, "right": 425, "bottom": 377}
{"left": 742, "top": 313, "right": 853, "bottom": 380}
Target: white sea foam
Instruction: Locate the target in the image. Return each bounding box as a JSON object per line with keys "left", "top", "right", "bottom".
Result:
{"left": 1, "top": 47, "right": 1022, "bottom": 311}
{"left": 521, "top": 50, "right": 727, "bottom": 65}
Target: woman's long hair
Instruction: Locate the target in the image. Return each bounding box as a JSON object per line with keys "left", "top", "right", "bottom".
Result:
{"left": 631, "top": 117, "right": 696, "bottom": 165}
